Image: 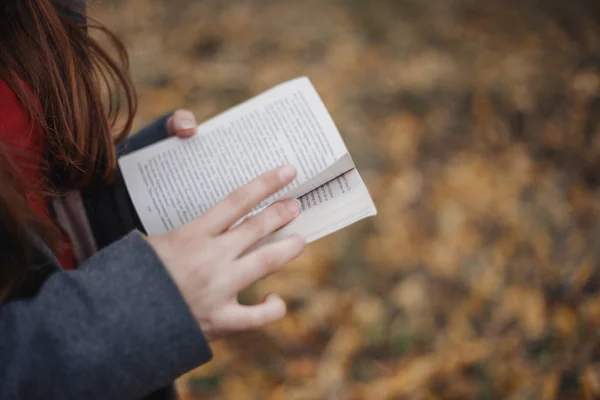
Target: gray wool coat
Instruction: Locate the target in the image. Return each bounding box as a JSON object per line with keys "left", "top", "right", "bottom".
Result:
{"left": 0, "top": 115, "right": 213, "bottom": 399}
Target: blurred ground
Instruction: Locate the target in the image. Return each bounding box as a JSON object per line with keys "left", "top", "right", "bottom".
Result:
{"left": 93, "top": 0, "right": 600, "bottom": 398}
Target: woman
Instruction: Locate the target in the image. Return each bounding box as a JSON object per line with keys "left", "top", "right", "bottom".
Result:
{"left": 0, "top": 1, "right": 305, "bottom": 399}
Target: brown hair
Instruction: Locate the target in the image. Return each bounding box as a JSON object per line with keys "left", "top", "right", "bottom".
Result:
{"left": 0, "top": 0, "right": 137, "bottom": 300}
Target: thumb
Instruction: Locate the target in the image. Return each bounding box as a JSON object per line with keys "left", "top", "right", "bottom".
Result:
{"left": 167, "top": 109, "right": 197, "bottom": 137}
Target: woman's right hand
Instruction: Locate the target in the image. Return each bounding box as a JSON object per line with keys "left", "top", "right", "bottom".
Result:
{"left": 145, "top": 165, "right": 305, "bottom": 340}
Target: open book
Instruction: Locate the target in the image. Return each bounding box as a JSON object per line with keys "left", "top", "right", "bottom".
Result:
{"left": 118, "top": 77, "right": 377, "bottom": 245}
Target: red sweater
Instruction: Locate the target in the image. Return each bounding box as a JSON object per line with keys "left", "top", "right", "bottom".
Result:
{"left": 0, "top": 80, "right": 75, "bottom": 270}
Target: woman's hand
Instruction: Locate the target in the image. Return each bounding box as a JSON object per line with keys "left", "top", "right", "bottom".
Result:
{"left": 146, "top": 165, "right": 305, "bottom": 340}
{"left": 166, "top": 109, "right": 198, "bottom": 138}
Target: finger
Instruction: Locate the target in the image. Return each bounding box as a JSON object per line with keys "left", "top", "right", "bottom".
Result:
{"left": 201, "top": 165, "right": 297, "bottom": 235}
{"left": 214, "top": 293, "right": 287, "bottom": 331}
{"left": 224, "top": 198, "right": 301, "bottom": 255}
{"left": 226, "top": 234, "right": 305, "bottom": 294}
{"left": 167, "top": 109, "right": 197, "bottom": 137}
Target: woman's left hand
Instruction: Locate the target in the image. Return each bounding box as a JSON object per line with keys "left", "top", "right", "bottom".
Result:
{"left": 166, "top": 109, "right": 197, "bottom": 138}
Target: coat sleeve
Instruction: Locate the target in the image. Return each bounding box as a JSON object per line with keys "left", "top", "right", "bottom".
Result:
{"left": 82, "top": 113, "right": 173, "bottom": 249}
{"left": 0, "top": 231, "right": 212, "bottom": 400}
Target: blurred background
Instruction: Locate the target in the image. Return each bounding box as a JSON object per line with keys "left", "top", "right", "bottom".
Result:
{"left": 93, "top": 0, "right": 600, "bottom": 398}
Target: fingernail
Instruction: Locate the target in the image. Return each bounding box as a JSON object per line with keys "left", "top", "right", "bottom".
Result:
{"left": 177, "top": 119, "right": 196, "bottom": 130}
{"left": 278, "top": 165, "right": 296, "bottom": 180}
{"left": 285, "top": 199, "right": 301, "bottom": 215}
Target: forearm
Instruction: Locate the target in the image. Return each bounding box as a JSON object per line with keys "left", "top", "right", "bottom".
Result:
{"left": 0, "top": 231, "right": 211, "bottom": 400}
{"left": 81, "top": 113, "right": 173, "bottom": 249}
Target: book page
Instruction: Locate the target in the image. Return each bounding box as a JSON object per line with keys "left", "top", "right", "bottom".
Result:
{"left": 119, "top": 77, "right": 352, "bottom": 234}
{"left": 283, "top": 153, "right": 354, "bottom": 202}
{"left": 253, "top": 168, "right": 377, "bottom": 248}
